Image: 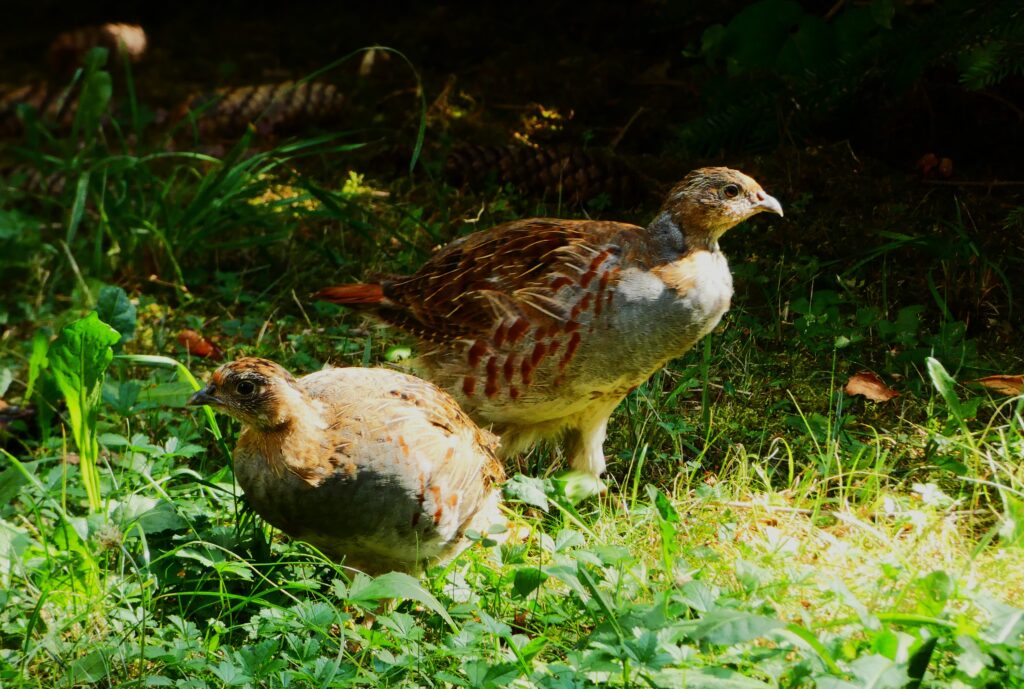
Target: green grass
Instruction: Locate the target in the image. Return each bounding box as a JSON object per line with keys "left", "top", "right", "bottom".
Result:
{"left": 1, "top": 58, "right": 1024, "bottom": 688}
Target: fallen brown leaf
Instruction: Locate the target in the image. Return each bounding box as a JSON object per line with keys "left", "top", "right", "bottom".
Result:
{"left": 845, "top": 371, "right": 900, "bottom": 402}
{"left": 177, "top": 329, "right": 224, "bottom": 360}
{"left": 970, "top": 375, "right": 1024, "bottom": 396}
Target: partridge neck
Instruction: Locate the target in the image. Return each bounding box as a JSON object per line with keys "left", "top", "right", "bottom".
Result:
{"left": 647, "top": 210, "right": 719, "bottom": 258}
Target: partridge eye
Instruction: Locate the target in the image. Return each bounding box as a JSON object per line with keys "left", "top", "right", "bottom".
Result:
{"left": 235, "top": 381, "right": 256, "bottom": 396}
{"left": 722, "top": 184, "right": 740, "bottom": 199}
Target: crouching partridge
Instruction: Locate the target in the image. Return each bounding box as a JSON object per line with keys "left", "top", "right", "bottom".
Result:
{"left": 187, "top": 358, "right": 505, "bottom": 575}
{"left": 316, "top": 167, "right": 782, "bottom": 478}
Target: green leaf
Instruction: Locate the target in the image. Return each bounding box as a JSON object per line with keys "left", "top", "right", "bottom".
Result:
{"left": 114, "top": 496, "right": 187, "bottom": 535}
{"left": 348, "top": 571, "right": 455, "bottom": 628}
{"left": 646, "top": 668, "right": 771, "bottom": 689}
{"left": 677, "top": 580, "right": 720, "bottom": 612}
{"left": 647, "top": 485, "right": 679, "bottom": 523}
{"left": 914, "top": 570, "right": 953, "bottom": 616}
{"left": 848, "top": 654, "right": 909, "bottom": 688}
{"left": 69, "top": 647, "right": 114, "bottom": 684}
{"left": 503, "top": 473, "right": 550, "bottom": 511}
{"left": 551, "top": 469, "right": 605, "bottom": 504}
{"left": 73, "top": 48, "right": 113, "bottom": 138}
{"left": 1000, "top": 495, "right": 1024, "bottom": 547}
{"left": 24, "top": 330, "right": 49, "bottom": 401}
{"left": 0, "top": 468, "right": 27, "bottom": 506}
{"left": 49, "top": 313, "right": 121, "bottom": 511}
{"left": 462, "top": 659, "right": 521, "bottom": 687}
{"left": 67, "top": 173, "right": 90, "bottom": 246}
{"left": 0, "top": 521, "right": 31, "bottom": 580}
{"left": 906, "top": 637, "right": 937, "bottom": 689}
{"left": 690, "top": 609, "right": 784, "bottom": 645}
{"left": 513, "top": 567, "right": 548, "bottom": 599}
{"left": 978, "top": 596, "right": 1024, "bottom": 644}
{"left": 384, "top": 345, "right": 411, "bottom": 362}
{"left": 926, "top": 357, "right": 964, "bottom": 422}
{"left": 210, "top": 660, "right": 251, "bottom": 686}
{"left": 95, "top": 286, "right": 137, "bottom": 344}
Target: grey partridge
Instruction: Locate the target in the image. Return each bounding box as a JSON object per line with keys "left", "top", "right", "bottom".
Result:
{"left": 315, "top": 167, "right": 783, "bottom": 478}
{"left": 187, "top": 358, "right": 505, "bottom": 575}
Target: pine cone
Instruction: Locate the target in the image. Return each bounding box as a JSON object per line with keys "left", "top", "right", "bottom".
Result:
{"left": 444, "top": 144, "right": 645, "bottom": 206}
{"left": 0, "top": 83, "right": 77, "bottom": 137}
{"left": 173, "top": 81, "right": 346, "bottom": 140}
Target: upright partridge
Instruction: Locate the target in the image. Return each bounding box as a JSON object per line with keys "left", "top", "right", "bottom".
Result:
{"left": 316, "top": 167, "right": 782, "bottom": 478}
{"left": 187, "top": 358, "right": 505, "bottom": 575}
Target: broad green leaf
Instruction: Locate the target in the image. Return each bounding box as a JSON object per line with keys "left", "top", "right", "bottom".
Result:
{"left": 915, "top": 570, "right": 953, "bottom": 616}
{"left": 513, "top": 567, "right": 548, "bottom": 599}
{"left": 646, "top": 668, "right": 771, "bottom": 689}
{"left": 848, "top": 654, "right": 909, "bottom": 688}
{"left": 503, "top": 473, "right": 550, "bottom": 511}
{"left": 814, "top": 679, "right": 858, "bottom": 689}
{"left": 978, "top": 595, "right": 1024, "bottom": 644}
{"left": 348, "top": 571, "right": 455, "bottom": 628}
{"left": 69, "top": 647, "right": 114, "bottom": 684}
{"left": 95, "top": 286, "right": 136, "bottom": 344}
{"left": 210, "top": 660, "right": 250, "bottom": 686}
{"left": 954, "top": 636, "right": 990, "bottom": 677}
{"left": 552, "top": 470, "right": 605, "bottom": 504}
{"left": 0, "top": 468, "right": 27, "bottom": 506}
{"left": 0, "top": 368, "right": 10, "bottom": 397}
{"left": 114, "top": 496, "right": 187, "bottom": 535}
{"left": 0, "top": 521, "right": 31, "bottom": 579}
{"left": 690, "top": 609, "right": 784, "bottom": 645}
{"left": 49, "top": 313, "right": 121, "bottom": 510}
{"left": 73, "top": 48, "right": 113, "bottom": 138}
{"left": 462, "top": 659, "right": 521, "bottom": 687}
{"left": 677, "top": 580, "right": 720, "bottom": 612}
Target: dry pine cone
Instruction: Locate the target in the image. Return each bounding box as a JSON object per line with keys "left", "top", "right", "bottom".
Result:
{"left": 173, "top": 81, "right": 346, "bottom": 139}
{"left": 445, "top": 144, "right": 645, "bottom": 206}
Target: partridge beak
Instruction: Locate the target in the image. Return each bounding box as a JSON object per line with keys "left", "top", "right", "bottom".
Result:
{"left": 756, "top": 193, "right": 784, "bottom": 217}
{"left": 187, "top": 386, "right": 221, "bottom": 407}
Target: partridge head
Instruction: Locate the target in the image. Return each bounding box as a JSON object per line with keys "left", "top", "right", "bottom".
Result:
{"left": 315, "top": 167, "right": 782, "bottom": 479}
{"left": 188, "top": 357, "right": 506, "bottom": 574}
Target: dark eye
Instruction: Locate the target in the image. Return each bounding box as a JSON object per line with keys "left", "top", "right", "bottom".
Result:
{"left": 235, "top": 381, "right": 256, "bottom": 396}
{"left": 722, "top": 184, "right": 740, "bottom": 199}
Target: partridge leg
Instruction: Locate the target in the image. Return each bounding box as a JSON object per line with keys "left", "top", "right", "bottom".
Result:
{"left": 566, "top": 410, "right": 612, "bottom": 476}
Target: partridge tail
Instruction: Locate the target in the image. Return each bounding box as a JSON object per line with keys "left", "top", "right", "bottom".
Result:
{"left": 314, "top": 283, "right": 386, "bottom": 305}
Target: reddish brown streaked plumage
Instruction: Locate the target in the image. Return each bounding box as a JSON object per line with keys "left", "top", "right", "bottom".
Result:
{"left": 315, "top": 167, "right": 783, "bottom": 478}
{"left": 187, "top": 357, "right": 505, "bottom": 575}
{"left": 315, "top": 283, "right": 385, "bottom": 305}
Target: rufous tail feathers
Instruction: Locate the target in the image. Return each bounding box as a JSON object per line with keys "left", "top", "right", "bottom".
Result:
{"left": 314, "top": 283, "right": 386, "bottom": 305}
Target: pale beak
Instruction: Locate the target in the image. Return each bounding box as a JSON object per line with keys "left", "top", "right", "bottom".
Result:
{"left": 756, "top": 193, "right": 784, "bottom": 217}
{"left": 187, "top": 385, "right": 221, "bottom": 407}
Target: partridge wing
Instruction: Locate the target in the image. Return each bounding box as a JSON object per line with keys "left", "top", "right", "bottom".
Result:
{"left": 381, "top": 218, "right": 639, "bottom": 345}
